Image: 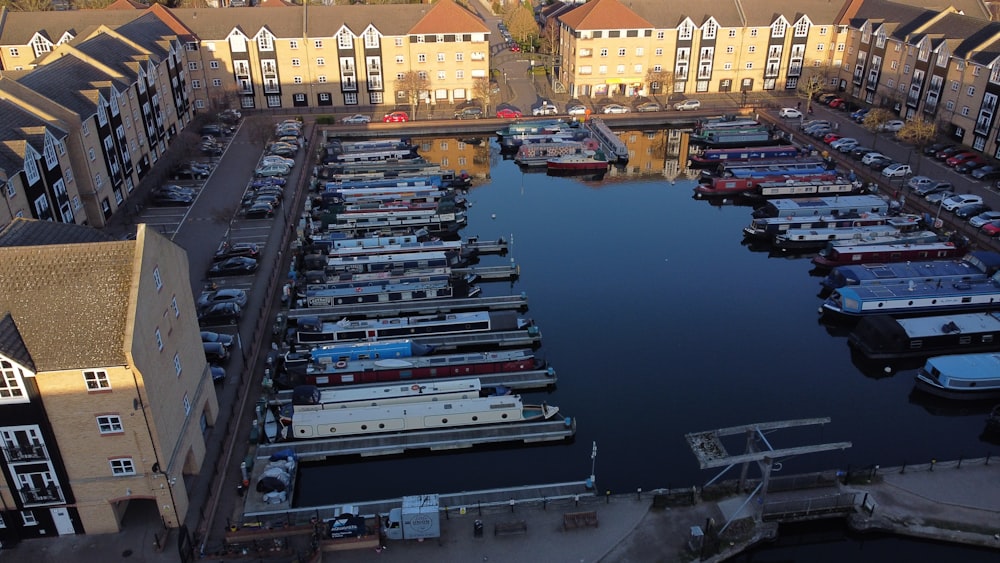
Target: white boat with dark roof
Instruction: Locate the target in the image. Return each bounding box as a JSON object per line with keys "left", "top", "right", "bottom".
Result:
{"left": 742, "top": 212, "right": 901, "bottom": 240}
{"left": 293, "top": 310, "right": 535, "bottom": 345}
{"left": 820, "top": 251, "right": 1000, "bottom": 292}
{"left": 773, "top": 216, "right": 926, "bottom": 250}
{"left": 914, "top": 353, "right": 1000, "bottom": 400}
{"left": 751, "top": 195, "right": 889, "bottom": 219}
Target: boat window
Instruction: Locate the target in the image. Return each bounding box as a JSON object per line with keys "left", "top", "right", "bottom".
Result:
{"left": 962, "top": 297, "right": 973, "bottom": 303}
{"left": 984, "top": 336, "right": 994, "bottom": 343}
{"left": 959, "top": 336, "right": 972, "bottom": 345}
{"left": 909, "top": 340, "right": 922, "bottom": 349}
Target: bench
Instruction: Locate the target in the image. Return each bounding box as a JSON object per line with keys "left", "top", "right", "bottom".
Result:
{"left": 563, "top": 511, "right": 599, "bottom": 530}
{"left": 494, "top": 520, "right": 528, "bottom": 536}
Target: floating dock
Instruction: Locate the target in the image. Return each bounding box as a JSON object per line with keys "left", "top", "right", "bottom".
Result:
{"left": 286, "top": 294, "right": 529, "bottom": 321}
{"left": 464, "top": 236, "right": 508, "bottom": 255}
{"left": 453, "top": 263, "right": 520, "bottom": 282}
{"left": 586, "top": 118, "right": 629, "bottom": 162}
{"left": 255, "top": 418, "right": 576, "bottom": 462}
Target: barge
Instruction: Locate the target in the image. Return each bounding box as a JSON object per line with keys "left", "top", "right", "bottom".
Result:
{"left": 848, "top": 311, "right": 1000, "bottom": 361}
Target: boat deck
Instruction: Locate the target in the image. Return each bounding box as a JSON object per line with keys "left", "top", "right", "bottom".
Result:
{"left": 286, "top": 294, "right": 529, "bottom": 320}
{"left": 254, "top": 418, "right": 576, "bottom": 463}
{"left": 413, "top": 329, "right": 542, "bottom": 350}
{"left": 585, "top": 118, "right": 629, "bottom": 161}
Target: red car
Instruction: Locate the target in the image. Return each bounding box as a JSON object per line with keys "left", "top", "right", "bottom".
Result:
{"left": 382, "top": 111, "right": 409, "bottom": 123}
{"left": 828, "top": 98, "right": 846, "bottom": 108}
{"left": 496, "top": 108, "right": 522, "bottom": 119}
{"left": 945, "top": 152, "right": 978, "bottom": 167}
{"left": 822, "top": 133, "right": 842, "bottom": 144}
{"left": 982, "top": 219, "right": 1000, "bottom": 237}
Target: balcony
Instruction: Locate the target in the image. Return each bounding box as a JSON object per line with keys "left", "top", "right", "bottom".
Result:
{"left": 3, "top": 443, "right": 47, "bottom": 462}
{"left": 18, "top": 484, "right": 64, "bottom": 506}
{"left": 788, "top": 63, "right": 802, "bottom": 77}
{"left": 368, "top": 76, "right": 383, "bottom": 91}
{"left": 675, "top": 69, "right": 688, "bottom": 81}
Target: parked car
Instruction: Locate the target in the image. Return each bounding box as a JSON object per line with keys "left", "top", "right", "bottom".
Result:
{"left": 923, "top": 142, "right": 952, "bottom": 156}
{"left": 982, "top": 219, "right": 1000, "bottom": 237}
{"left": 198, "top": 303, "right": 241, "bottom": 326}
{"left": 253, "top": 194, "right": 281, "bottom": 209}
{"left": 822, "top": 133, "right": 842, "bottom": 144}
{"left": 850, "top": 147, "right": 876, "bottom": 160}
{"left": 207, "top": 256, "right": 259, "bottom": 277}
{"left": 807, "top": 126, "right": 832, "bottom": 138}
{"left": 218, "top": 109, "right": 242, "bottom": 122}
{"left": 867, "top": 156, "right": 894, "bottom": 171}
{"left": 816, "top": 93, "right": 838, "bottom": 104}
{"left": 532, "top": 100, "right": 558, "bottom": 116}
{"left": 260, "top": 155, "right": 294, "bottom": 168}
{"left": 255, "top": 164, "right": 291, "bottom": 177}
{"left": 970, "top": 210, "right": 1000, "bottom": 228}
{"left": 881, "top": 120, "right": 905, "bottom": 132}
{"left": 267, "top": 143, "right": 297, "bottom": 157}
{"left": 925, "top": 190, "right": 956, "bottom": 204}
{"left": 602, "top": 103, "right": 630, "bottom": 114}
{"left": 171, "top": 164, "right": 209, "bottom": 180}
{"left": 955, "top": 157, "right": 988, "bottom": 174}
{"left": 827, "top": 98, "right": 846, "bottom": 108}
{"left": 201, "top": 330, "right": 235, "bottom": 348}
{"left": 935, "top": 146, "right": 965, "bottom": 160}
{"left": 830, "top": 138, "right": 858, "bottom": 152}
{"left": 454, "top": 106, "right": 484, "bottom": 119}
{"left": 244, "top": 202, "right": 275, "bottom": 219}
{"left": 251, "top": 177, "right": 286, "bottom": 188}
{"left": 945, "top": 152, "right": 980, "bottom": 167}
{"left": 941, "top": 194, "right": 984, "bottom": 211}
{"left": 954, "top": 203, "right": 991, "bottom": 219}
{"left": 203, "top": 342, "right": 230, "bottom": 362}
{"left": 907, "top": 176, "right": 936, "bottom": 191}
{"left": 383, "top": 111, "right": 409, "bottom": 123}
{"left": 254, "top": 187, "right": 284, "bottom": 200}
{"left": 149, "top": 191, "right": 194, "bottom": 206}
{"left": 673, "top": 99, "right": 702, "bottom": 111}
{"left": 496, "top": 107, "right": 522, "bottom": 118}
{"left": 851, "top": 108, "right": 870, "bottom": 122}
{"left": 634, "top": 101, "right": 662, "bottom": 112}
{"left": 210, "top": 364, "right": 226, "bottom": 383}
{"left": 913, "top": 181, "right": 952, "bottom": 197}
{"left": 341, "top": 114, "right": 371, "bottom": 124}
{"left": 213, "top": 242, "right": 259, "bottom": 262}
{"left": 971, "top": 165, "right": 1000, "bottom": 181}
{"left": 861, "top": 152, "right": 888, "bottom": 166}
{"left": 201, "top": 143, "right": 223, "bottom": 157}
{"left": 799, "top": 120, "right": 830, "bottom": 131}
{"left": 881, "top": 163, "right": 912, "bottom": 177}
{"left": 778, "top": 107, "right": 802, "bottom": 118}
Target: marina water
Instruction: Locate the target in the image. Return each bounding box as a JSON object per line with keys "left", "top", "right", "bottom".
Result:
{"left": 295, "top": 133, "right": 1000, "bottom": 558}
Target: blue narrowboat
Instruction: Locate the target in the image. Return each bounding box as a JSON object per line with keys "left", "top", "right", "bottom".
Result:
{"left": 914, "top": 353, "right": 1000, "bottom": 400}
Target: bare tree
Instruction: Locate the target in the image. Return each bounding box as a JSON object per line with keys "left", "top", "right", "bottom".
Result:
{"left": 395, "top": 71, "right": 429, "bottom": 120}
{"left": 10, "top": 0, "right": 54, "bottom": 10}
{"left": 472, "top": 77, "right": 499, "bottom": 115}
{"left": 645, "top": 69, "right": 674, "bottom": 98}
{"left": 862, "top": 108, "right": 894, "bottom": 150}
{"left": 895, "top": 117, "right": 937, "bottom": 173}
{"left": 797, "top": 66, "right": 830, "bottom": 114}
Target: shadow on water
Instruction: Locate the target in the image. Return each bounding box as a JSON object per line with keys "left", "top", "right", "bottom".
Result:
{"left": 907, "top": 387, "right": 997, "bottom": 418}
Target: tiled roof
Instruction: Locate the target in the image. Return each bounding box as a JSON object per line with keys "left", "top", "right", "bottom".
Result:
{"left": 73, "top": 33, "right": 147, "bottom": 81}
{"left": 112, "top": 11, "right": 176, "bottom": 60}
{"left": 408, "top": 0, "right": 490, "bottom": 35}
{"left": 0, "top": 217, "right": 114, "bottom": 247}
{"left": 170, "top": 6, "right": 432, "bottom": 40}
{"left": 560, "top": 0, "right": 653, "bottom": 30}
{"left": 104, "top": 0, "right": 147, "bottom": 9}
{"left": 0, "top": 100, "right": 65, "bottom": 177}
{"left": 738, "top": 0, "right": 847, "bottom": 27}
{"left": 259, "top": 0, "right": 294, "bottom": 7}
{"left": 0, "top": 313, "right": 36, "bottom": 373}
{"left": 0, "top": 219, "right": 132, "bottom": 372}
{"left": 15, "top": 54, "right": 116, "bottom": 119}
{"left": 0, "top": 9, "right": 142, "bottom": 47}
{"left": 953, "top": 20, "right": 1000, "bottom": 58}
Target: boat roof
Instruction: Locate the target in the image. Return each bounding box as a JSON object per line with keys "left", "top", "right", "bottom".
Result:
{"left": 924, "top": 353, "right": 1000, "bottom": 378}
{"left": 893, "top": 311, "right": 1000, "bottom": 338}
{"left": 766, "top": 195, "right": 887, "bottom": 209}
{"left": 835, "top": 274, "right": 1000, "bottom": 301}
{"left": 827, "top": 241, "right": 958, "bottom": 254}
{"left": 833, "top": 259, "right": 983, "bottom": 282}
{"left": 314, "top": 378, "right": 482, "bottom": 404}
{"left": 326, "top": 250, "right": 450, "bottom": 264}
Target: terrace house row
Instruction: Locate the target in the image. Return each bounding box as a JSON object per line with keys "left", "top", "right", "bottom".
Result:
{"left": 0, "top": 5, "right": 193, "bottom": 228}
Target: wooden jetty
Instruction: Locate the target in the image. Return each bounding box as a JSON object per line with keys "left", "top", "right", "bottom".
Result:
{"left": 285, "top": 294, "right": 529, "bottom": 321}
{"left": 453, "top": 263, "right": 520, "bottom": 282}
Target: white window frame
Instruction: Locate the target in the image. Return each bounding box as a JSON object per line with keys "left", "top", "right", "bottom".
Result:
{"left": 84, "top": 370, "right": 111, "bottom": 391}
{"left": 109, "top": 458, "right": 136, "bottom": 476}
{"left": 97, "top": 415, "right": 123, "bottom": 434}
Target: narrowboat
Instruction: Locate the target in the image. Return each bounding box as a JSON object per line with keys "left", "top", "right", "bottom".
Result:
{"left": 287, "top": 394, "right": 560, "bottom": 439}
{"left": 514, "top": 139, "right": 597, "bottom": 167}
{"left": 699, "top": 157, "right": 830, "bottom": 181}
{"left": 698, "top": 116, "right": 762, "bottom": 129}
{"left": 298, "top": 339, "right": 435, "bottom": 365}
{"left": 496, "top": 119, "right": 569, "bottom": 138}
{"left": 820, "top": 271, "right": 1000, "bottom": 319}
{"left": 324, "top": 188, "right": 452, "bottom": 208}
{"left": 302, "top": 268, "right": 452, "bottom": 290}
{"left": 688, "top": 145, "right": 802, "bottom": 168}
{"left": 752, "top": 195, "right": 890, "bottom": 219}
{"left": 546, "top": 150, "right": 612, "bottom": 173}
{"left": 914, "top": 353, "right": 1000, "bottom": 400}
{"left": 688, "top": 126, "right": 779, "bottom": 148}
{"left": 811, "top": 241, "right": 966, "bottom": 269}
{"left": 500, "top": 131, "right": 587, "bottom": 151}
{"left": 774, "top": 221, "right": 930, "bottom": 251}
{"left": 293, "top": 310, "right": 535, "bottom": 345}
{"left": 740, "top": 180, "right": 860, "bottom": 201}
{"left": 300, "top": 279, "right": 458, "bottom": 308}
{"left": 329, "top": 207, "right": 466, "bottom": 236}
{"left": 324, "top": 147, "right": 420, "bottom": 164}
{"left": 288, "top": 378, "right": 485, "bottom": 410}
{"left": 820, "top": 251, "right": 1000, "bottom": 291}
{"left": 694, "top": 172, "right": 838, "bottom": 197}
{"left": 323, "top": 250, "right": 461, "bottom": 275}
{"left": 743, "top": 212, "right": 900, "bottom": 240}
{"left": 286, "top": 349, "right": 546, "bottom": 387}
{"left": 848, "top": 311, "right": 1000, "bottom": 361}
{"left": 326, "top": 240, "right": 465, "bottom": 259}
{"left": 326, "top": 138, "right": 414, "bottom": 154}
{"left": 328, "top": 174, "right": 443, "bottom": 190}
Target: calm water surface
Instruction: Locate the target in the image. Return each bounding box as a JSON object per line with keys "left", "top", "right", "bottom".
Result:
{"left": 295, "top": 133, "right": 998, "bottom": 558}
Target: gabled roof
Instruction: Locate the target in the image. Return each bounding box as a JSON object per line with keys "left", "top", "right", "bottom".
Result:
{"left": 0, "top": 219, "right": 132, "bottom": 372}
{"left": 0, "top": 313, "right": 36, "bottom": 373}
{"left": 738, "top": 1, "right": 846, "bottom": 27}
{"left": 0, "top": 9, "right": 142, "bottom": 47}
{"left": 409, "top": 0, "right": 489, "bottom": 35}
{"left": 72, "top": 32, "right": 147, "bottom": 82}
{"left": 969, "top": 35, "right": 1000, "bottom": 65}
{"left": 259, "top": 0, "right": 294, "bottom": 7}
{"left": 170, "top": 6, "right": 431, "bottom": 40}
{"left": 560, "top": 0, "right": 653, "bottom": 31}
{"left": 111, "top": 11, "right": 176, "bottom": 60}
{"left": 15, "top": 53, "right": 121, "bottom": 119}
{"left": 0, "top": 98, "right": 66, "bottom": 175}
{"left": 104, "top": 0, "right": 147, "bottom": 9}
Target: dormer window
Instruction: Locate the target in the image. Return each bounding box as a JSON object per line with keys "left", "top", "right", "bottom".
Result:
{"left": 703, "top": 21, "right": 717, "bottom": 40}
{"left": 338, "top": 30, "right": 353, "bottom": 49}
{"left": 772, "top": 21, "right": 786, "bottom": 38}
{"left": 258, "top": 33, "right": 273, "bottom": 51}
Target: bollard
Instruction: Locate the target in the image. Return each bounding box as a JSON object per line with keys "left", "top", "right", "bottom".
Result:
{"left": 637, "top": 487, "right": 642, "bottom": 501}
{"left": 958, "top": 456, "right": 964, "bottom": 469}
{"left": 477, "top": 501, "right": 482, "bottom": 516}
{"left": 444, "top": 506, "right": 449, "bottom": 520}
{"left": 510, "top": 499, "right": 515, "bottom": 513}
{"left": 543, "top": 497, "right": 547, "bottom": 511}
{"left": 574, "top": 494, "right": 579, "bottom": 508}
{"left": 606, "top": 490, "right": 611, "bottom": 504}
{"left": 930, "top": 459, "right": 936, "bottom": 471}
{"left": 901, "top": 461, "right": 907, "bottom": 474}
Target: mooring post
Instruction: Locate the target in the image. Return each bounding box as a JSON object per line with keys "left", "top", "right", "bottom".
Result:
{"left": 930, "top": 459, "right": 936, "bottom": 472}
